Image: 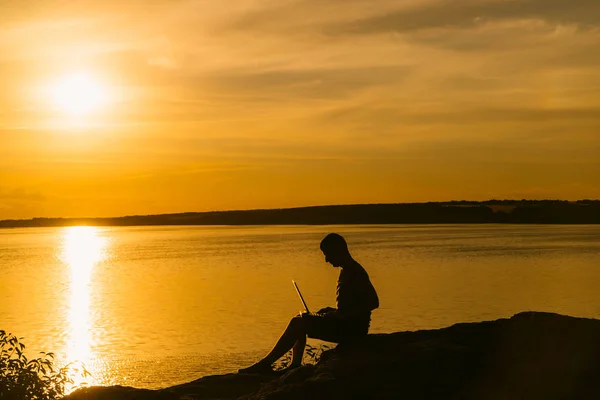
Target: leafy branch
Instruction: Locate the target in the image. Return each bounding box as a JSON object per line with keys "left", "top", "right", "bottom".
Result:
{"left": 0, "top": 330, "right": 90, "bottom": 400}
{"left": 272, "top": 343, "right": 333, "bottom": 371}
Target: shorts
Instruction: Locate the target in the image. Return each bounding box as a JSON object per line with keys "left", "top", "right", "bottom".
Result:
{"left": 302, "top": 313, "right": 370, "bottom": 343}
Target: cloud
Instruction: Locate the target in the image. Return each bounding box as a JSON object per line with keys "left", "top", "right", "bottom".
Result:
{"left": 223, "top": 0, "right": 382, "bottom": 34}
{"left": 2, "top": 0, "right": 600, "bottom": 218}
{"left": 0, "top": 188, "right": 45, "bottom": 202}
{"left": 201, "top": 65, "right": 411, "bottom": 101}
{"left": 0, "top": 188, "right": 47, "bottom": 218}
{"left": 329, "top": 0, "right": 600, "bottom": 35}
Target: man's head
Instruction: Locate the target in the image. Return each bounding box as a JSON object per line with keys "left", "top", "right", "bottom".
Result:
{"left": 320, "top": 233, "right": 351, "bottom": 267}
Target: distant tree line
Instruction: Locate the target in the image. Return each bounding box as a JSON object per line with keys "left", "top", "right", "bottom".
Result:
{"left": 1, "top": 201, "right": 599, "bottom": 228}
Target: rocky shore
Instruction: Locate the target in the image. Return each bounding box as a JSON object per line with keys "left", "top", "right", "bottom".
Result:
{"left": 65, "top": 312, "right": 600, "bottom": 400}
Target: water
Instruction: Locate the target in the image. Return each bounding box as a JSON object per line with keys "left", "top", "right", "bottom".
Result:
{"left": 1, "top": 224, "right": 600, "bottom": 390}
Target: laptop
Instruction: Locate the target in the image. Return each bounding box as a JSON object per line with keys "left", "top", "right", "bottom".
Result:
{"left": 292, "top": 280, "right": 311, "bottom": 314}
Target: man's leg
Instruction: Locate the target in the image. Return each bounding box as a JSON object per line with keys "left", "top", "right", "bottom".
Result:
{"left": 239, "top": 315, "right": 305, "bottom": 373}
{"left": 260, "top": 315, "right": 305, "bottom": 365}
{"left": 291, "top": 334, "right": 307, "bottom": 367}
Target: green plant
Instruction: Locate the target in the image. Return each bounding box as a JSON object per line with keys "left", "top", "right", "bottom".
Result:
{"left": 0, "top": 330, "right": 90, "bottom": 400}
{"left": 304, "top": 343, "right": 332, "bottom": 364}
{"left": 272, "top": 343, "right": 333, "bottom": 371}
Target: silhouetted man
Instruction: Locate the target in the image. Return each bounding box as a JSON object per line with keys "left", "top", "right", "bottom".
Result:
{"left": 239, "top": 233, "right": 379, "bottom": 374}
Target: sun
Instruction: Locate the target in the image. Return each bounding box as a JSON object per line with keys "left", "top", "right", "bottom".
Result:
{"left": 51, "top": 73, "right": 108, "bottom": 116}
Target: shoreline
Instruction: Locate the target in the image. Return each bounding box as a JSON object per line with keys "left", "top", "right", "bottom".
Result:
{"left": 64, "top": 311, "right": 600, "bottom": 400}
{"left": 2, "top": 200, "right": 600, "bottom": 228}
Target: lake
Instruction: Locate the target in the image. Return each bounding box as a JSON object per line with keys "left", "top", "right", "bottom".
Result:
{"left": 1, "top": 224, "right": 600, "bottom": 390}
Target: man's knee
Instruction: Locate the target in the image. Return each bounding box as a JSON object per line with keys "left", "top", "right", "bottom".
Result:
{"left": 290, "top": 315, "right": 305, "bottom": 330}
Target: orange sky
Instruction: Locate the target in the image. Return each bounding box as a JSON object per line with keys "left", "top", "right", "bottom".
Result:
{"left": 1, "top": 0, "right": 599, "bottom": 219}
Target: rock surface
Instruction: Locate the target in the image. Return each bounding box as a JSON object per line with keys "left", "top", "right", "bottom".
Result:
{"left": 65, "top": 312, "right": 600, "bottom": 400}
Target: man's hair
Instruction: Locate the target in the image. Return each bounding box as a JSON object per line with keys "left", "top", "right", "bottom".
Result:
{"left": 320, "top": 233, "right": 348, "bottom": 253}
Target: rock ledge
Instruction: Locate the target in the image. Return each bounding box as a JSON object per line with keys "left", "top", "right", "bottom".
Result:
{"left": 65, "top": 312, "right": 600, "bottom": 400}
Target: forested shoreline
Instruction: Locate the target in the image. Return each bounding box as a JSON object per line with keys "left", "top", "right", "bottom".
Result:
{"left": 1, "top": 200, "right": 599, "bottom": 228}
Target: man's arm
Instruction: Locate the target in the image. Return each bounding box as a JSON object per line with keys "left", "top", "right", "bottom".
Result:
{"left": 365, "top": 280, "right": 379, "bottom": 311}
{"left": 334, "top": 264, "right": 379, "bottom": 318}
{"left": 316, "top": 306, "right": 336, "bottom": 316}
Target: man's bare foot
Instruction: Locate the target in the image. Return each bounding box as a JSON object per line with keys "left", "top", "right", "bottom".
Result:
{"left": 238, "top": 360, "right": 275, "bottom": 375}
{"left": 277, "top": 363, "right": 302, "bottom": 374}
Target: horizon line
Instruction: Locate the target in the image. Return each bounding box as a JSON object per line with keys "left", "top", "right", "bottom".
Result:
{"left": 2, "top": 198, "right": 598, "bottom": 223}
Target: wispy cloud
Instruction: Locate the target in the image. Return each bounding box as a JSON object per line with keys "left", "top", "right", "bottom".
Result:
{"left": 328, "top": 0, "right": 600, "bottom": 35}
{"left": 1, "top": 0, "right": 599, "bottom": 218}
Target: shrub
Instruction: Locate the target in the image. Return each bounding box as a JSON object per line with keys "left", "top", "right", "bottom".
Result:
{"left": 273, "top": 343, "right": 333, "bottom": 371}
{"left": 0, "top": 330, "right": 89, "bottom": 400}
{"left": 305, "top": 343, "right": 332, "bottom": 364}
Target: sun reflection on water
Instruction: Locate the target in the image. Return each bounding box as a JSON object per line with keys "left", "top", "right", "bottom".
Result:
{"left": 60, "top": 226, "right": 107, "bottom": 389}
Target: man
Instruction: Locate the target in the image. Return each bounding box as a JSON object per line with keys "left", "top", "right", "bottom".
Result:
{"left": 239, "top": 233, "right": 379, "bottom": 374}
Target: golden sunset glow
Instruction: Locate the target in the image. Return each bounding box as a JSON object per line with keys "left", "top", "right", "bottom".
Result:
{"left": 50, "top": 73, "right": 108, "bottom": 117}
{"left": 2, "top": 3, "right": 600, "bottom": 399}
{"left": 61, "top": 226, "right": 107, "bottom": 388}
{"left": 0, "top": 1, "right": 599, "bottom": 220}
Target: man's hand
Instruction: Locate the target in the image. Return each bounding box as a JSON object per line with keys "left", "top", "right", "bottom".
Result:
{"left": 316, "top": 307, "right": 336, "bottom": 316}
